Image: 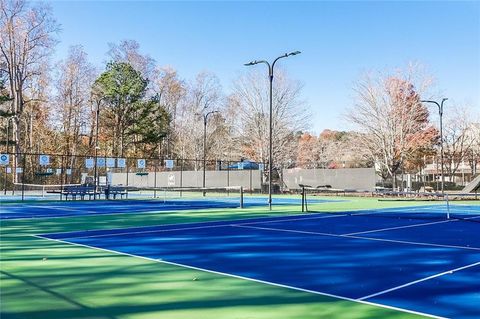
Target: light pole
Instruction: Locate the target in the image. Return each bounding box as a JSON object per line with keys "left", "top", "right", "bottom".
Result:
{"left": 421, "top": 98, "right": 448, "bottom": 195}
{"left": 93, "top": 96, "right": 106, "bottom": 200}
{"left": 3, "top": 116, "right": 14, "bottom": 195}
{"left": 244, "top": 51, "right": 301, "bottom": 210}
{"left": 201, "top": 110, "right": 219, "bottom": 195}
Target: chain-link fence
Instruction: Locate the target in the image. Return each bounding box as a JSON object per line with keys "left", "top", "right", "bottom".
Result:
{"left": 0, "top": 152, "right": 266, "bottom": 200}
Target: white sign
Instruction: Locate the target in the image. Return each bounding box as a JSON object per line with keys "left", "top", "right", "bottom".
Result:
{"left": 46, "top": 168, "right": 53, "bottom": 173}
{"left": 259, "top": 163, "right": 265, "bottom": 171}
{"left": 39, "top": 155, "right": 50, "bottom": 166}
{"left": 16, "top": 167, "right": 23, "bottom": 173}
{"left": 66, "top": 168, "right": 72, "bottom": 175}
{"left": 97, "top": 157, "right": 106, "bottom": 167}
{"left": 165, "top": 159, "right": 174, "bottom": 169}
{"left": 106, "top": 158, "right": 116, "bottom": 168}
{"left": 85, "top": 158, "right": 94, "bottom": 169}
{"left": 56, "top": 169, "right": 62, "bottom": 175}
{"left": 168, "top": 173, "right": 175, "bottom": 186}
{"left": 0, "top": 154, "right": 9, "bottom": 166}
{"left": 6, "top": 167, "right": 12, "bottom": 174}
{"left": 137, "top": 159, "right": 146, "bottom": 169}
{"left": 117, "top": 158, "right": 126, "bottom": 168}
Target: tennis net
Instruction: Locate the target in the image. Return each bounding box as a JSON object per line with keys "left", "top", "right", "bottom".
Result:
{"left": 11, "top": 183, "right": 82, "bottom": 198}
{"left": 127, "top": 186, "right": 246, "bottom": 208}
{"left": 302, "top": 187, "right": 480, "bottom": 222}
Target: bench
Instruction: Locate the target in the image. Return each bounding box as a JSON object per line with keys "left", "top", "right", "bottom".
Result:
{"left": 104, "top": 186, "right": 128, "bottom": 200}
{"left": 62, "top": 186, "right": 99, "bottom": 200}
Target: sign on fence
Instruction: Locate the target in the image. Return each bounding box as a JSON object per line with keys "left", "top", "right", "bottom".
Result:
{"left": 39, "top": 155, "right": 50, "bottom": 166}
{"left": 137, "top": 159, "right": 146, "bottom": 169}
{"left": 168, "top": 173, "right": 175, "bottom": 186}
{"left": 106, "top": 158, "right": 116, "bottom": 168}
{"left": 0, "top": 154, "right": 9, "bottom": 166}
{"left": 97, "top": 157, "right": 106, "bottom": 167}
{"left": 165, "top": 159, "right": 174, "bottom": 169}
{"left": 117, "top": 158, "right": 126, "bottom": 168}
{"left": 85, "top": 158, "right": 94, "bottom": 169}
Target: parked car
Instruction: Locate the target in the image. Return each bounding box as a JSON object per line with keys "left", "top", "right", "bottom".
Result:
{"left": 228, "top": 160, "right": 260, "bottom": 170}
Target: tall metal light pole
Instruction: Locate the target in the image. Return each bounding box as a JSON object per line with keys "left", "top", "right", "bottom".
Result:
{"left": 201, "top": 110, "right": 219, "bottom": 195}
{"left": 93, "top": 96, "right": 106, "bottom": 200}
{"left": 421, "top": 98, "right": 448, "bottom": 195}
{"left": 3, "top": 116, "right": 14, "bottom": 195}
{"left": 244, "top": 51, "right": 301, "bottom": 210}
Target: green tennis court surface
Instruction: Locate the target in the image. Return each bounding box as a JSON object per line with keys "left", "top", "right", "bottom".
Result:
{"left": 1, "top": 196, "right": 479, "bottom": 318}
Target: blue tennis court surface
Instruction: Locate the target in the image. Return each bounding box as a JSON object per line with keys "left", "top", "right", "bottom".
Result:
{"left": 0, "top": 197, "right": 337, "bottom": 220}
{"left": 39, "top": 204, "right": 480, "bottom": 319}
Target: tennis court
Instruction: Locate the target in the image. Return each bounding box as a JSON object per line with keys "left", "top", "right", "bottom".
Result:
{"left": 33, "top": 202, "right": 480, "bottom": 319}
{"left": 2, "top": 196, "right": 480, "bottom": 319}
{"left": 0, "top": 194, "right": 337, "bottom": 220}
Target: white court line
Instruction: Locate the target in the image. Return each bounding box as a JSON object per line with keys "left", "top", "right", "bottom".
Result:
{"left": 235, "top": 213, "right": 349, "bottom": 226}
{"left": 344, "top": 219, "right": 452, "bottom": 236}
{"left": 31, "top": 234, "right": 444, "bottom": 319}
{"left": 46, "top": 224, "right": 235, "bottom": 239}
{"left": 1, "top": 203, "right": 241, "bottom": 221}
{"left": 358, "top": 261, "right": 480, "bottom": 301}
{"left": 42, "top": 213, "right": 350, "bottom": 239}
{"left": 36, "top": 212, "right": 319, "bottom": 236}
{"left": 343, "top": 211, "right": 480, "bottom": 238}
{"left": 233, "top": 225, "right": 480, "bottom": 251}
{"left": 28, "top": 205, "right": 96, "bottom": 213}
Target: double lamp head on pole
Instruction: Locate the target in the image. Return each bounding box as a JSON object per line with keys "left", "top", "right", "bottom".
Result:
{"left": 244, "top": 51, "right": 301, "bottom": 210}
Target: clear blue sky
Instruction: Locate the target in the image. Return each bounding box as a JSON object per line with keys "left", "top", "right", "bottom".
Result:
{"left": 47, "top": 0, "right": 479, "bottom": 134}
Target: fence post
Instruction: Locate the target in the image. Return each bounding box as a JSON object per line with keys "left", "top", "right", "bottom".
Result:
{"left": 126, "top": 159, "right": 129, "bottom": 199}
{"left": 60, "top": 155, "right": 64, "bottom": 200}
{"left": 21, "top": 154, "right": 26, "bottom": 201}
{"left": 180, "top": 159, "right": 183, "bottom": 197}
{"left": 154, "top": 160, "right": 158, "bottom": 198}
{"left": 249, "top": 168, "right": 252, "bottom": 195}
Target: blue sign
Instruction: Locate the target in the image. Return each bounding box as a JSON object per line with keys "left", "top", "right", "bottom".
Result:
{"left": 0, "top": 154, "right": 9, "bottom": 166}
{"left": 117, "top": 158, "right": 126, "bottom": 168}
{"left": 106, "top": 158, "right": 116, "bottom": 168}
{"left": 97, "top": 158, "right": 106, "bottom": 167}
{"left": 165, "top": 159, "right": 174, "bottom": 169}
{"left": 85, "top": 158, "right": 94, "bottom": 169}
{"left": 39, "top": 155, "right": 50, "bottom": 166}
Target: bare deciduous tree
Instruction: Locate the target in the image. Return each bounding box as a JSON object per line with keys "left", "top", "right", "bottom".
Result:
{"left": 231, "top": 69, "right": 309, "bottom": 167}
{"left": 176, "top": 72, "right": 223, "bottom": 167}
{"left": 0, "top": 0, "right": 59, "bottom": 156}
{"left": 153, "top": 67, "right": 186, "bottom": 157}
{"left": 54, "top": 45, "right": 96, "bottom": 160}
{"left": 107, "top": 39, "right": 155, "bottom": 85}
{"left": 442, "top": 105, "right": 478, "bottom": 181}
{"left": 346, "top": 66, "right": 436, "bottom": 188}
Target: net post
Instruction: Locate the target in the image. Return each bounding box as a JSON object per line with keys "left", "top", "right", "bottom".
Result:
{"left": 240, "top": 186, "right": 244, "bottom": 208}
{"left": 305, "top": 189, "right": 308, "bottom": 212}
{"left": 301, "top": 186, "right": 305, "bottom": 212}
{"left": 445, "top": 193, "right": 450, "bottom": 219}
